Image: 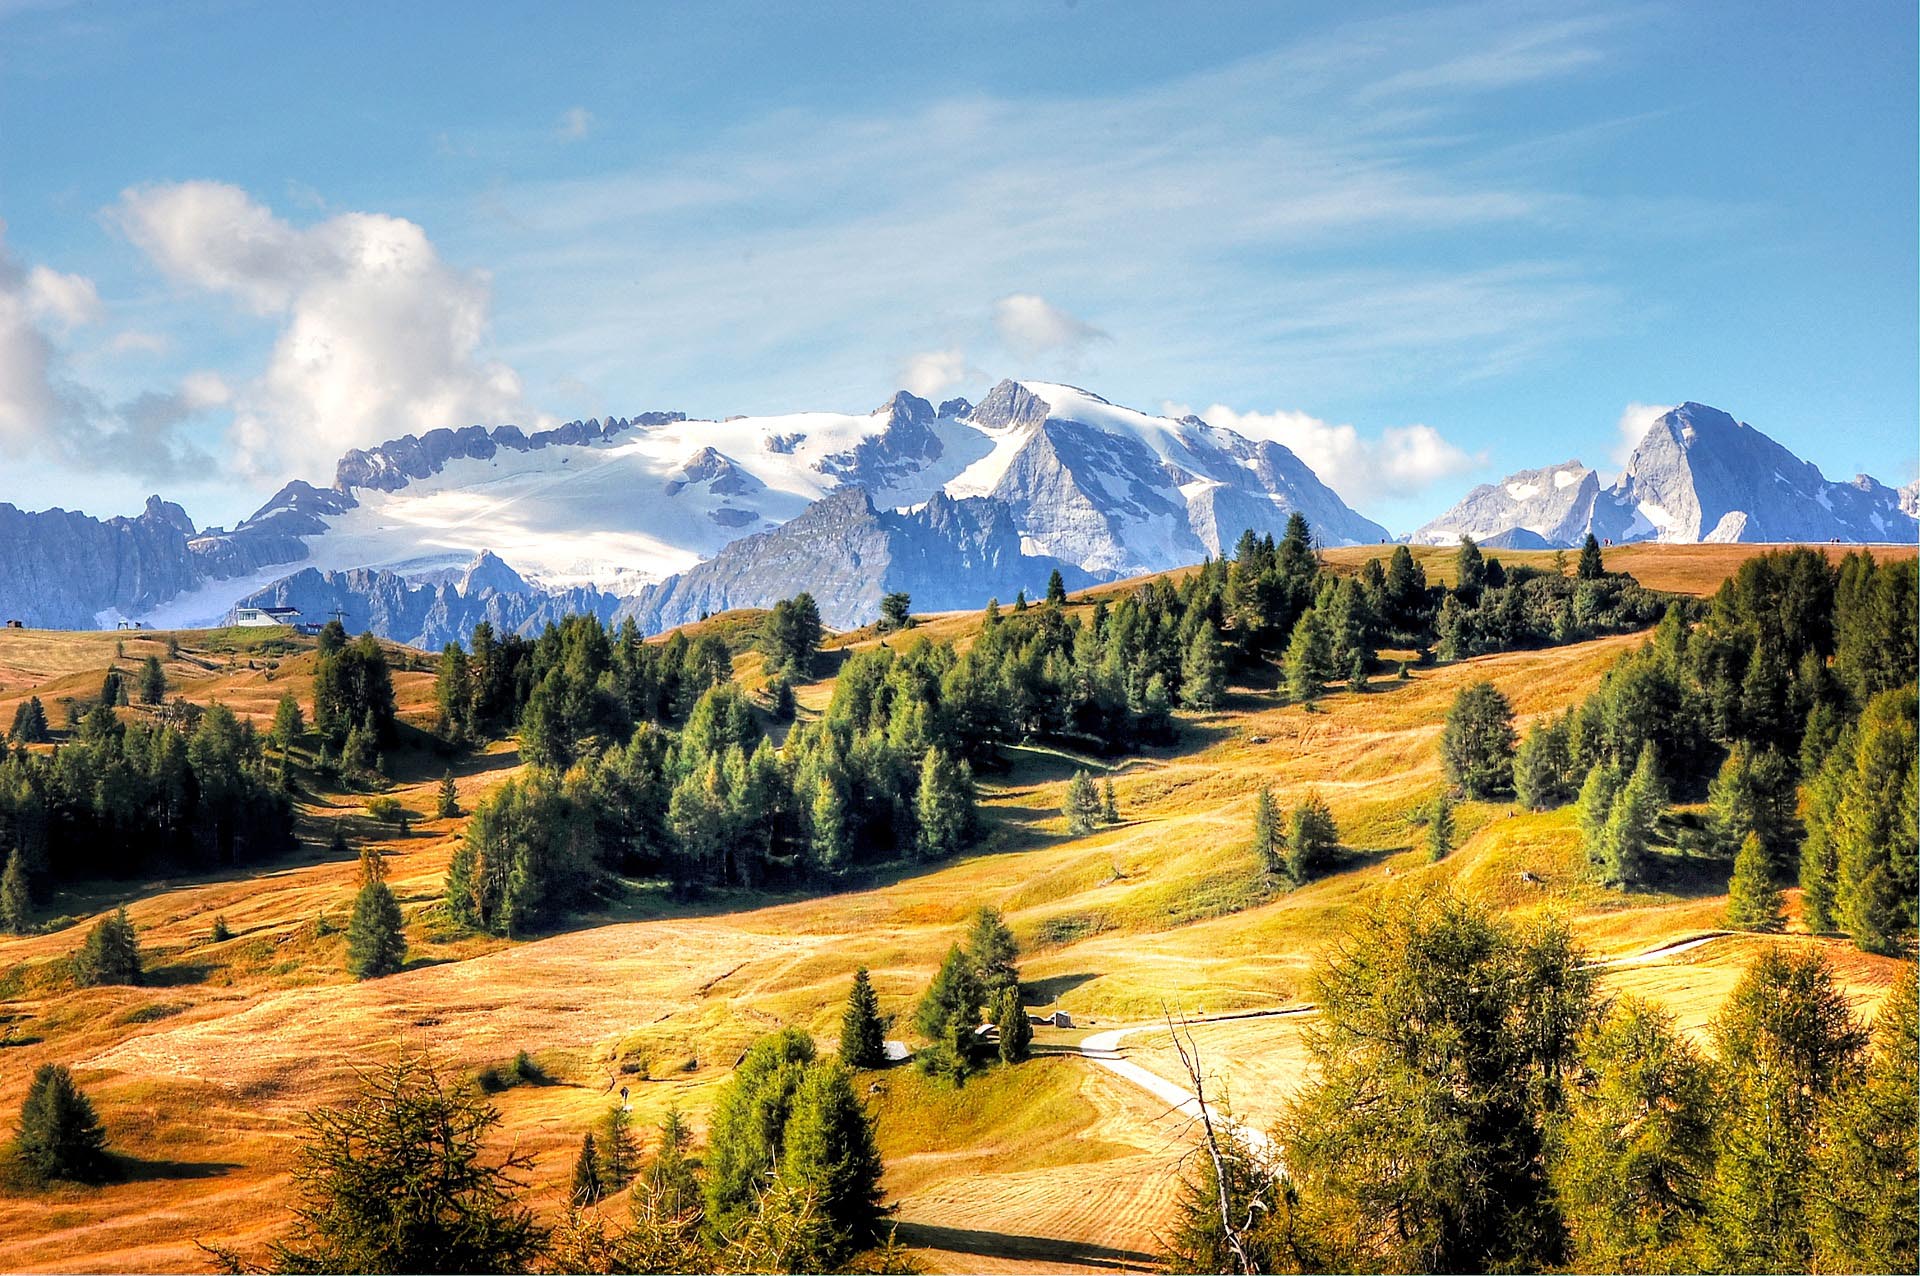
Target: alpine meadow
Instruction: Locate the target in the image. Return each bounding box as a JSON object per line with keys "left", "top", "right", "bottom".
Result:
{"left": 0, "top": 4, "right": 1915, "bottom": 1274}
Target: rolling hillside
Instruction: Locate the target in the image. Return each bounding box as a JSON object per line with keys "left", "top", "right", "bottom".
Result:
{"left": 0, "top": 543, "right": 1910, "bottom": 1273}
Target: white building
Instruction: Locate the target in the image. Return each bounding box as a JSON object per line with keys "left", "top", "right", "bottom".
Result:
{"left": 233, "top": 606, "right": 303, "bottom": 628}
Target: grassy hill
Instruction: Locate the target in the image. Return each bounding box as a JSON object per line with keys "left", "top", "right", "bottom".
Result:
{"left": 0, "top": 542, "right": 1910, "bottom": 1273}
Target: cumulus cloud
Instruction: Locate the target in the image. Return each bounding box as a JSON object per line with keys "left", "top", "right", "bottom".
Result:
{"left": 898, "top": 347, "right": 972, "bottom": 400}
{"left": 991, "top": 294, "right": 1107, "bottom": 362}
{"left": 1611, "top": 400, "right": 1672, "bottom": 465}
{"left": 558, "top": 106, "right": 594, "bottom": 141}
{"left": 1192, "top": 402, "right": 1480, "bottom": 505}
{"left": 114, "top": 181, "right": 527, "bottom": 478}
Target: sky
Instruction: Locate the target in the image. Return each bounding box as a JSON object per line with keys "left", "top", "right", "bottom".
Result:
{"left": 1, "top": 0, "right": 1915, "bottom": 536}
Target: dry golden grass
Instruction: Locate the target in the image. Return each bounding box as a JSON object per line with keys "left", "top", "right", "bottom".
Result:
{"left": 0, "top": 546, "right": 1908, "bottom": 1272}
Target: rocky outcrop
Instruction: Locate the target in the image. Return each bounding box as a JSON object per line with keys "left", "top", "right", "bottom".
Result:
{"left": 331, "top": 412, "right": 687, "bottom": 493}
{"left": 234, "top": 555, "right": 622, "bottom": 650}
{"left": 618, "top": 487, "right": 1101, "bottom": 632}
{"left": 1414, "top": 462, "right": 1603, "bottom": 547}
{"left": 0, "top": 496, "right": 202, "bottom": 627}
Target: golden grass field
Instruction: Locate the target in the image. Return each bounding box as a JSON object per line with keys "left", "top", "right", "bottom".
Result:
{"left": 0, "top": 542, "right": 1910, "bottom": 1273}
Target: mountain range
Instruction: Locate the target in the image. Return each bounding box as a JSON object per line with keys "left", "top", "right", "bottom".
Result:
{"left": 0, "top": 385, "right": 1910, "bottom": 641}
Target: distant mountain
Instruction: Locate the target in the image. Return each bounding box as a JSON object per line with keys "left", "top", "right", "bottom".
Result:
{"left": 619, "top": 486, "right": 1099, "bottom": 632}
{"left": 0, "top": 378, "right": 1389, "bottom": 639}
{"left": 1417, "top": 403, "right": 1916, "bottom": 548}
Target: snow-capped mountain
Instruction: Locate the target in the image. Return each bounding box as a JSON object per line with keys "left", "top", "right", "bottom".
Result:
{"left": 1416, "top": 403, "right": 1916, "bottom": 548}
{"left": 1413, "top": 461, "right": 1605, "bottom": 548}
{"left": 39, "top": 379, "right": 1386, "bottom": 633}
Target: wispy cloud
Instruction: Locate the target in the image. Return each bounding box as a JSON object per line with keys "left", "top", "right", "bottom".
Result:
{"left": 557, "top": 106, "right": 593, "bottom": 142}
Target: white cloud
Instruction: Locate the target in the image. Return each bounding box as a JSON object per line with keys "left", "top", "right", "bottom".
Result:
{"left": 114, "top": 181, "right": 527, "bottom": 479}
{"left": 558, "top": 106, "right": 593, "bottom": 141}
{"left": 0, "top": 224, "right": 217, "bottom": 480}
{"left": 991, "top": 294, "right": 1107, "bottom": 362}
{"left": 898, "top": 348, "right": 972, "bottom": 400}
{"left": 26, "top": 265, "right": 101, "bottom": 330}
{"left": 1611, "top": 400, "right": 1672, "bottom": 465}
{"left": 1192, "top": 402, "right": 1480, "bottom": 505}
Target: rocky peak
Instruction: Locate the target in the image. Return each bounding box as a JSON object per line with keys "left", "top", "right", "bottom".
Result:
{"left": 875, "top": 390, "right": 935, "bottom": 427}
{"left": 938, "top": 396, "right": 973, "bottom": 418}
{"left": 140, "top": 495, "right": 197, "bottom": 536}
{"left": 458, "top": 550, "right": 531, "bottom": 597}
{"left": 971, "top": 379, "right": 1052, "bottom": 431}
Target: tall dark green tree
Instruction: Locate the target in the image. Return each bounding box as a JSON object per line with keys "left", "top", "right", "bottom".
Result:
{"left": 13, "top": 1063, "right": 111, "bottom": 1184}
{"left": 1045, "top": 569, "right": 1068, "bottom": 606}
{"left": 1180, "top": 621, "right": 1225, "bottom": 710}
{"left": 965, "top": 906, "right": 1019, "bottom": 998}
{"left": 839, "top": 967, "right": 886, "bottom": 1069}
{"left": 703, "top": 1029, "right": 817, "bottom": 1238}
{"left": 1282, "top": 793, "right": 1338, "bottom": 887}
{"left": 345, "top": 878, "right": 406, "bottom": 979}
{"left": 570, "top": 1132, "right": 603, "bottom": 1207}
{"left": 774, "top": 1061, "right": 886, "bottom": 1266}
{"left": 1283, "top": 608, "right": 1333, "bottom": 703}
{"left": 913, "top": 748, "right": 973, "bottom": 861}
{"left": 1514, "top": 711, "right": 1577, "bottom": 811}
{"left": 913, "top": 945, "right": 982, "bottom": 1083}
{"left": 1439, "top": 680, "right": 1516, "bottom": 799}
{"left": 1454, "top": 535, "right": 1487, "bottom": 601}
{"left": 138, "top": 655, "right": 167, "bottom": 705}
{"left": 1725, "top": 832, "right": 1785, "bottom": 933}
{"left": 993, "top": 985, "right": 1032, "bottom": 1063}
{"left": 9, "top": 696, "right": 49, "bottom": 744}
{"left": 1250, "top": 787, "right": 1280, "bottom": 875}
{"left": 1577, "top": 533, "right": 1605, "bottom": 581}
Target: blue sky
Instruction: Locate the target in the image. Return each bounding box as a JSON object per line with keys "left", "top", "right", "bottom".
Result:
{"left": 2, "top": 0, "right": 1914, "bottom": 534}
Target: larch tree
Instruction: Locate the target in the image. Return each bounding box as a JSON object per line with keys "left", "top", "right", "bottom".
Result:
{"left": 964, "top": 906, "right": 1020, "bottom": 999}
{"left": 1427, "top": 794, "right": 1455, "bottom": 863}
{"left": 1439, "top": 680, "right": 1516, "bottom": 799}
{"left": 1062, "top": 770, "right": 1102, "bottom": 836}
{"left": 1725, "top": 832, "right": 1785, "bottom": 933}
{"left": 14, "top": 1063, "right": 112, "bottom": 1185}
{"left": 0, "top": 848, "right": 30, "bottom": 934}
{"left": 1810, "top": 965, "right": 1918, "bottom": 1274}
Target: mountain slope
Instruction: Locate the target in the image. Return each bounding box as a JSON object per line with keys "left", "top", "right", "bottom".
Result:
{"left": 1413, "top": 461, "right": 1603, "bottom": 547}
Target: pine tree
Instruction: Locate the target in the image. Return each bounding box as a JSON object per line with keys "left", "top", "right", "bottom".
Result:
{"left": 1577, "top": 532, "right": 1605, "bottom": 580}
{"left": 345, "top": 879, "right": 407, "bottom": 979}
{"left": 1102, "top": 776, "right": 1120, "bottom": 825}
{"left": 1576, "top": 761, "right": 1624, "bottom": 865}
{"left": 1283, "top": 793, "right": 1338, "bottom": 887}
{"left": 1514, "top": 711, "right": 1576, "bottom": 811}
{"left": 1440, "top": 680, "right": 1516, "bottom": 798}
{"left": 1063, "top": 770, "right": 1102, "bottom": 836}
{"left": 703, "top": 1029, "right": 817, "bottom": 1235}
{"left": 1251, "top": 787, "right": 1280, "bottom": 874}
{"left": 1454, "top": 534, "right": 1487, "bottom": 600}
{"left": 1348, "top": 650, "right": 1368, "bottom": 692}
{"left": 993, "top": 985, "right": 1032, "bottom": 1063}
{"left": 914, "top": 748, "right": 973, "bottom": 860}
{"left": 965, "top": 906, "right": 1020, "bottom": 998}
{"left": 1829, "top": 687, "right": 1917, "bottom": 955}
{"left": 913, "top": 945, "right": 982, "bottom": 1083}
{"left": 571, "top": 1132, "right": 604, "bottom": 1206}
{"left": 774, "top": 1061, "right": 886, "bottom": 1265}
{"left": 9, "top": 695, "right": 49, "bottom": 744}
{"left": 1045, "top": 569, "right": 1067, "bottom": 606}
{"left": 436, "top": 771, "right": 460, "bottom": 819}
{"left": 0, "top": 848, "right": 31, "bottom": 934}
{"left": 1725, "top": 832, "right": 1784, "bottom": 932}
{"left": 839, "top": 967, "right": 886, "bottom": 1069}
{"left": 14, "top": 1063, "right": 111, "bottom": 1184}
{"left": 1284, "top": 608, "right": 1332, "bottom": 703}
{"left": 270, "top": 691, "right": 305, "bottom": 749}
{"left": 645, "top": 1106, "right": 701, "bottom": 1219}
{"left": 1180, "top": 621, "right": 1225, "bottom": 710}
{"left": 1427, "top": 794, "right": 1454, "bottom": 863}
{"left": 1595, "top": 744, "right": 1664, "bottom": 889}
{"left": 595, "top": 1102, "right": 637, "bottom": 1192}
{"left": 139, "top": 654, "right": 167, "bottom": 705}
{"left": 73, "top": 907, "right": 142, "bottom": 986}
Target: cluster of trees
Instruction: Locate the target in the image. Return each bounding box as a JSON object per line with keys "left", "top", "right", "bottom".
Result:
{"left": 1428, "top": 550, "right": 1914, "bottom": 952}
{"left": 228, "top": 1047, "right": 902, "bottom": 1276}
{"left": 0, "top": 699, "right": 293, "bottom": 929}
{"left": 310, "top": 622, "right": 397, "bottom": 781}
{"left": 435, "top": 615, "right": 733, "bottom": 762}
{"left": 908, "top": 907, "right": 1031, "bottom": 1083}
{"left": 1249, "top": 787, "right": 1339, "bottom": 887}
{"left": 1168, "top": 892, "right": 1917, "bottom": 1275}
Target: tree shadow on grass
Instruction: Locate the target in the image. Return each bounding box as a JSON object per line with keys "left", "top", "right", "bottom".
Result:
{"left": 144, "top": 961, "right": 213, "bottom": 988}
{"left": 890, "top": 1221, "right": 1156, "bottom": 1271}
{"left": 111, "top": 1152, "right": 242, "bottom": 1183}
{"left": 1021, "top": 971, "right": 1099, "bottom": 1005}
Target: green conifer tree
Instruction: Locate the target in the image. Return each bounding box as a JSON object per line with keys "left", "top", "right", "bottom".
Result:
{"left": 571, "top": 1132, "right": 603, "bottom": 1206}
{"left": 839, "top": 967, "right": 886, "bottom": 1069}
{"left": 1063, "top": 770, "right": 1102, "bottom": 836}
{"left": 436, "top": 771, "right": 460, "bottom": 819}
{"left": 73, "top": 907, "right": 141, "bottom": 987}
{"left": 1251, "top": 787, "right": 1280, "bottom": 874}
{"left": 1427, "top": 794, "right": 1455, "bottom": 863}
{"left": 1439, "top": 680, "right": 1516, "bottom": 799}
{"left": 345, "top": 878, "right": 407, "bottom": 979}
{"left": 1810, "top": 966, "right": 1918, "bottom": 1274}
{"left": 1577, "top": 532, "right": 1605, "bottom": 580}
{"left": 965, "top": 906, "right": 1020, "bottom": 998}
{"left": 14, "top": 1063, "right": 111, "bottom": 1184}
{"left": 139, "top": 654, "right": 167, "bottom": 705}
{"left": 1725, "top": 832, "right": 1785, "bottom": 932}
{"left": 1102, "top": 776, "right": 1120, "bottom": 824}
{"left": 993, "top": 985, "right": 1032, "bottom": 1063}
{"left": 0, "top": 848, "right": 31, "bottom": 935}
{"left": 595, "top": 1103, "right": 637, "bottom": 1193}
{"left": 1283, "top": 608, "right": 1332, "bottom": 703}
